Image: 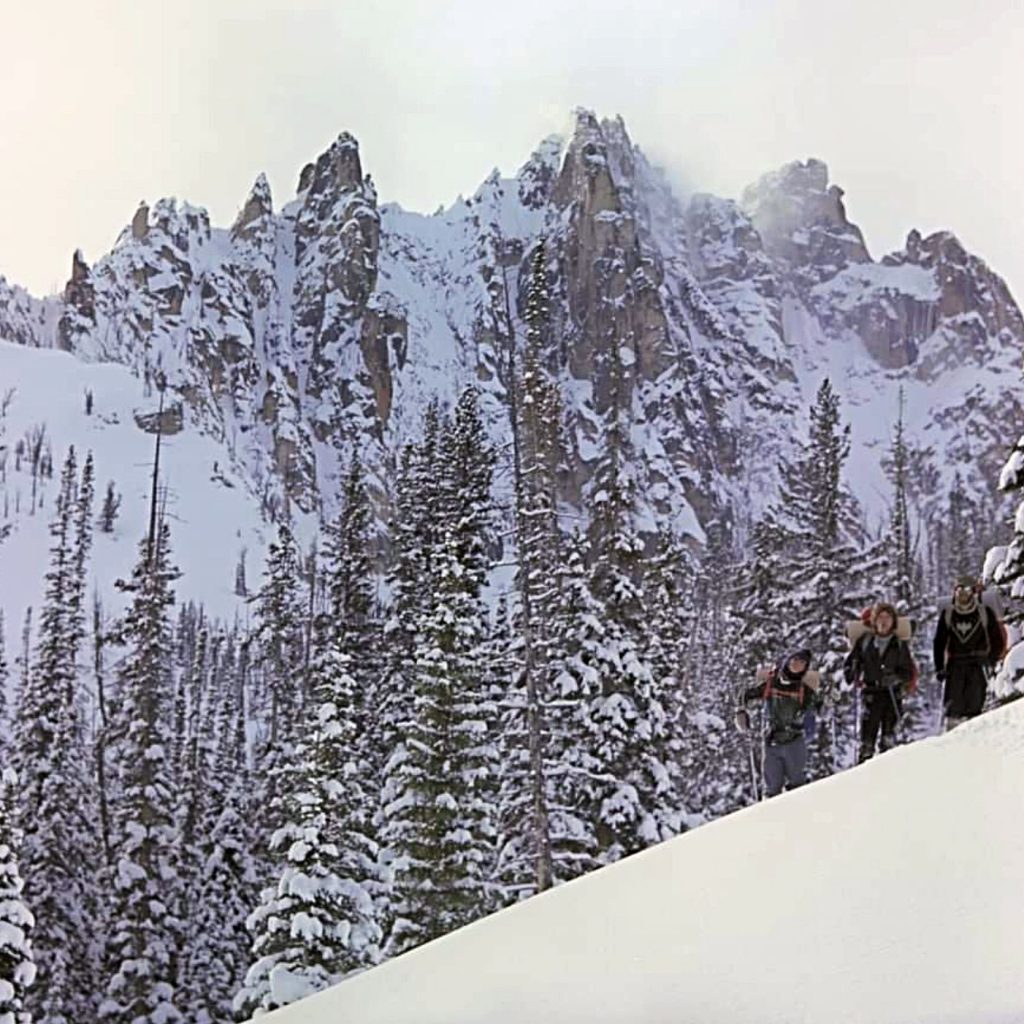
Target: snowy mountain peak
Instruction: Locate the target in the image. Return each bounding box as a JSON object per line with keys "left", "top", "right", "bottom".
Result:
{"left": 1, "top": 108, "right": 1022, "bottom": 552}
{"left": 516, "top": 134, "right": 564, "bottom": 209}
{"left": 232, "top": 172, "right": 275, "bottom": 238}
{"left": 741, "top": 157, "right": 871, "bottom": 282}
{"left": 297, "top": 130, "right": 365, "bottom": 198}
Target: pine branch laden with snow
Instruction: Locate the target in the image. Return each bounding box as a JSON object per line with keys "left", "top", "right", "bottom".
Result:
{"left": 234, "top": 775, "right": 356, "bottom": 1018}
{"left": 991, "top": 435, "right": 1024, "bottom": 697}
{"left": 0, "top": 769, "right": 36, "bottom": 1024}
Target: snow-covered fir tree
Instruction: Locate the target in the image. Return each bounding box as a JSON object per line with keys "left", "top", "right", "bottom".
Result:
{"left": 764, "top": 378, "right": 877, "bottom": 774}
{"left": 881, "top": 390, "right": 935, "bottom": 741}
{"left": 98, "top": 480, "right": 121, "bottom": 533}
{"left": 379, "top": 392, "right": 499, "bottom": 954}
{"left": 0, "top": 768, "right": 36, "bottom": 1024}
{"left": 252, "top": 521, "right": 305, "bottom": 748}
{"left": 99, "top": 519, "right": 184, "bottom": 1024}
{"left": 0, "top": 610, "right": 8, "bottom": 754}
{"left": 235, "top": 645, "right": 377, "bottom": 1017}
{"left": 886, "top": 390, "right": 915, "bottom": 608}
{"left": 558, "top": 335, "right": 675, "bottom": 863}
{"left": 13, "top": 447, "right": 99, "bottom": 1023}
{"left": 301, "top": 449, "right": 383, "bottom": 970}
{"left": 183, "top": 632, "right": 258, "bottom": 1024}
{"left": 674, "top": 521, "right": 748, "bottom": 819}
{"left": 495, "top": 238, "right": 565, "bottom": 899}
{"left": 376, "top": 405, "right": 443, "bottom": 937}
{"left": 250, "top": 521, "right": 307, "bottom": 892}
{"left": 992, "top": 434, "right": 1024, "bottom": 697}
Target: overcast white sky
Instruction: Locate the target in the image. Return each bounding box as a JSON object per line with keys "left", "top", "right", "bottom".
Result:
{"left": 2, "top": 0, "right": 1021, "bottom": 304}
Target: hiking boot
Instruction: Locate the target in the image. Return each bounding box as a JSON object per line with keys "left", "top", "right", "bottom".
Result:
{"left": 879, "top": 733, "right": 896, "bottom": 752}
{"left": 944, "top": 716, "right": 965, "bottom": 733}
{"left": 857, "top": 745, "right": 874, "bottom": 764}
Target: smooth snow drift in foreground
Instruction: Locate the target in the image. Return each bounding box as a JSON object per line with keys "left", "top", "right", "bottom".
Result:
{"left": 262, "top": 701, "right": 1024, "bottom": 1024}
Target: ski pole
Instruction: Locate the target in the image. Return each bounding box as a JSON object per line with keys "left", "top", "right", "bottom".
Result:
{"left": 759, "top": 703, "right": 766, "bottom": 801}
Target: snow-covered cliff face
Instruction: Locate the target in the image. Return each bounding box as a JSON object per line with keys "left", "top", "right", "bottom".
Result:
{"left": 3, "top": 109, "right": 1022, "bottom": 545}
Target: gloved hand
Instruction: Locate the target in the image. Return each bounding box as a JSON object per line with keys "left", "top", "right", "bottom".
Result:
{"left": 936, "top": 669, "right": 947, "bottom": 684}
{"left": 734, "top": 707, "right": 751, "bottom": 734}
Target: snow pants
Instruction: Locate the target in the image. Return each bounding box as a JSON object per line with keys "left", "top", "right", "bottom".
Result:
{"left": 859, "top": 687, "right": 901, "bottom": 760}
{"left": 944, "top": 659, "right": 988, "bottom": 719}
{"left": 763, "top": 737, "right": 807, "bottom": 797}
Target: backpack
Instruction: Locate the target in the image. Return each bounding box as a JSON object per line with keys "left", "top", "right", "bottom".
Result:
{"left": 756, "top": 666, "right": 818, "bottom": 743}
{"left": 847, "top": 614, "right": 919, "bottom": 694}
{"left": 845, "top": 607, "right": 913, "bottom": 645}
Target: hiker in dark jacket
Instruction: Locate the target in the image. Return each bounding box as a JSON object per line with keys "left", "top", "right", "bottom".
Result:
{"left": 742, "top": 648, "right": 822, "bottom": 797}
{"left": 844, "top": 602, "right": 914, "bottom": 762}
{"left": 933, "top": 575, "right": 1005, "bottom": 731}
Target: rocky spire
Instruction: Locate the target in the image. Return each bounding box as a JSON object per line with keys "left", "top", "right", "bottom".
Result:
{"left": 297, "top": 131, "right": 364, "bottom": 197}
{"left": 740, "top": 158, "right": 870, "bottom": 281}
{"left": 232, "top": 172, "right": 274, "bottom": 239}
{"left": 131, "top": 201, "right": 149, "bottom": 240}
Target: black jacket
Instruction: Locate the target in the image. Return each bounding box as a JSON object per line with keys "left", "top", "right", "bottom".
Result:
{"left": 933, "top": 602, "right": 1003, "bottom": 674}
{"left": 844, "top": 632, "right": 914, "bottom": 692}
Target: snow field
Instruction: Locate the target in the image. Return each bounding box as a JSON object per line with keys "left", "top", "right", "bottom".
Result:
{"left": 261, "top": 700, "right": 1024, "bottom": 1024}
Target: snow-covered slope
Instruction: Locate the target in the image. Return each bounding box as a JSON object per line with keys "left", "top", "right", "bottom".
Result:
{"left": 261, "top": 700, "right": 1024, "bottom": 1024}
{"left": 0, "top": 338, "right": 273, "bottom": 666}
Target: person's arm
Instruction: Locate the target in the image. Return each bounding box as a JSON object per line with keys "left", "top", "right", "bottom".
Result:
{"left": 985, "top": 608, "right": 1004, "bottom": 666}
{"left": 933, "top": 614, "right": 948, "bottom": 677}
{"left": 843, "top": 638, "right": 862, "bottom": 684}
{"left": 742, "top": 683, "right": 765, "bottom": 703}
{"left": 895, "top": 640, "right": 914, "bottom": 686}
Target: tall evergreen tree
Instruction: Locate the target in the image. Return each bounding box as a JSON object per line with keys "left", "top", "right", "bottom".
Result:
{"left": 0, "top": 768, "right": 36, "bottom": 1024}
{"left": 250, "top": 522, "right": 306, "bottom": 895}
{"left": 560, "top": 332, "right": 675, "bottom": 862}
{"left": 235, "top": 645, "right": 376, "bottom": 1017}
{"left": 947, "top": 472, "right": 974, "bottom": 580}
{"left": 379, "top": 392, "right": 499, "bottom": 955}
{"left": 99, "top": 521, "right": 184, "bottom": 1023}
{"left": 184, "top": 632, "right": 258, "bottom": 1024}
{"left": 886, "top": 389, "right": 915, "bottom": 608}
{"left": 252, "top": 522, "right": 305, "bottom": 749}
{"left": 14, "top": 447, "right": 99, "bottom": 1023}
{"left": 766, "top": 379, "right": 876, "bottom": 774}
{"left": 498, "top": 239, "right": 565, "bottom": 898}
{"left": 297, "top": 448, "right": 384, "bottom": 972}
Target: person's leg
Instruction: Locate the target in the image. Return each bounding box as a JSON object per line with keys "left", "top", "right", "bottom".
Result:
{"left": 879, "top": 690, "right": 901, "bottom": 751}
{"left": 860, "top": 691, "right": 882, "bottom": 761}
{"left": 944, "top": 667, "right": 968, "bottom": 732}
{"left": 763, "top": 745, "right": 785, "bottom": 797}
{"left": 962, "top": 664, "right": 987, "bottom": 720}
{"left": 782, "top": 737, "right": 808, "bottom": 790}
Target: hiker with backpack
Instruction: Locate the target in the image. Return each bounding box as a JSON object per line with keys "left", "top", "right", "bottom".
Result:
{"left": 844, "top": 602, "right": 915, "bottom": 762}
{"left": 933, "top": 575, "right": 1007, "bottom": 731}
{"left": 739, "top": 648, "right": 823, "bottom": 798}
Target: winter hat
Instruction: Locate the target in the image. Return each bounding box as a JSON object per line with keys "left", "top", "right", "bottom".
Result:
{"left": 781, "top": 648, "right": 812, "bottom": 681}
{"left": 872, "top": 602, "right": 899, "bottom": 632}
